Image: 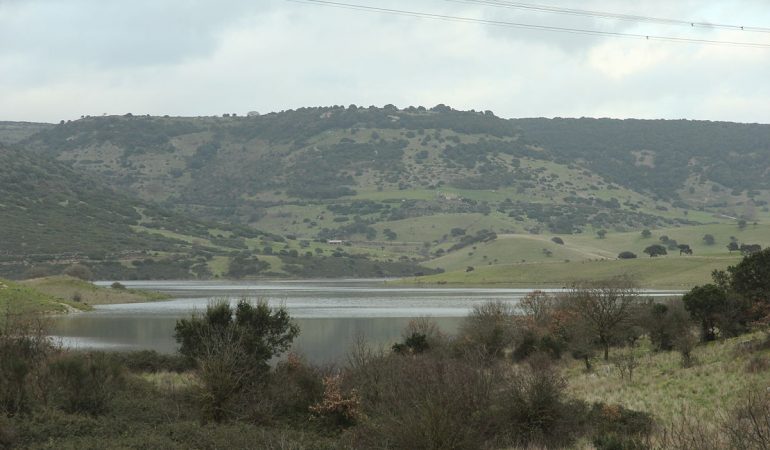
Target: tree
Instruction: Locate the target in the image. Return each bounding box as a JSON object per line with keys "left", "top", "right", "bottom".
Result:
{"left": 728, "top": 242, "right": 740, "bottom": 253}
{"left": 678, "top": 244, "right": 693, "bottom": 256}
{"left": 458, "top": 301, "right": 516, "bottom": 359}
{"left": 174, "top": 300, "right": 299, "bottom": 422}
{"left": 567, "top": 278, "right": 639, "bottom": 360}
{"left": 738, "top": 219, "right": 748, "bottom": 230}
{"left": 641, "top": 229, "right": 652, "bottom": 239}
{"left": 703, "top": 234, "right": 716, "bottom": 245}
{"left": 682, "top": 284, "right": 728, "bottom": 341}
{"left": 643, "top": 244, "right": 667, "bottom": 258}
{"left": 551, "top": 237, "right": 564, "bottom": 245}
{"left": 618, "top": 251, "right": 637, "bottom": 259}
{"left": 740, "top": 244, "right": 762, "bottom": 256}
{"left": 597, "top": 229, "right": 607, "bottom": 239}
{"left": 727, "top": 248, "right": 770, "bottom": 302}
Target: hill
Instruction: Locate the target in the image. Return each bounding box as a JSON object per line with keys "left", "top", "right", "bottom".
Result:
{"left": 0, "top": 143, "right": 434, "bottom": 280}
{"left": 6, "top": 106, "right": 770, "bottom": 283}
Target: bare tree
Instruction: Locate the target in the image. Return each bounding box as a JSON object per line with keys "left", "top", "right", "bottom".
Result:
{"left": 566, "top": 278, "right": 639, "bottom": 360}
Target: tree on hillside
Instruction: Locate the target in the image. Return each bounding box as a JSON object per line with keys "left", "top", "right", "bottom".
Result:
{"left": 641, "top": 229, "right": 652, "bottom": 239}
{"left": 678, "top": 244, "right": 693, "bottom": 256}
{"left": 618, "top": 251, "right": 637, "bottom": 259}
{"left": 567, "top": 278, "right": 639, "bottom": 360}
{"left": 596, "top": 229, "right": 607, "bottom": 239}
{"left": 740, "top": 244, "right": 762, "bottom": 256}
{"left": 728, "top": 242, "right": 740, "bottom": 253}
{"left": 738, "top": 219, "right": 748, "bottom": 230}
{"left": 643, "top": 244, "right": 667, "bottom": 258}
{"left": 703, "top": 234, "right": 715, "bottom": 245}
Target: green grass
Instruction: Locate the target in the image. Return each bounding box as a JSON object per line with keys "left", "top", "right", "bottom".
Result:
{"left": 406, "top": 255, "right": 741, "bottom": 288}
{"left": 564, "top": 332, "right": 770, "bottom": 426}
{"left": 20, "top": 276, "right": 171, "bottom": 306}
{"left": 0, "top": 279, "right": 89, "bottom": 324}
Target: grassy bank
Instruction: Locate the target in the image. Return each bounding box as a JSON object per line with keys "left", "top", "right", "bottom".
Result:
{"left": 404, "top": 255, "right": 741, "bottom": 289}
{"left": 0, "top": 279, "right": 88, "bottom": 325}
{"left": 20, "top": 276, "right": 171, "bottom": 306}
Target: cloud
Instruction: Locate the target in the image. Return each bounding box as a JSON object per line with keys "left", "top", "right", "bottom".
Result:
{"left": 0, "top": 0, "right": 769, "bottom": 123}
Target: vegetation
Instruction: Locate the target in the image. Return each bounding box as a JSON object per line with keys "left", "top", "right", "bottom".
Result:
{"left": 4, "top": 246, "right": 770, "bottom": 448}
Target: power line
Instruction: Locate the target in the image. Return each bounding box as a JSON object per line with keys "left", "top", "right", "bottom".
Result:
{"left": 288, "top": 0, "right": 770, "bottom": 49}
{"left": 446, "top": 0, "right": 770, "bottom": 34}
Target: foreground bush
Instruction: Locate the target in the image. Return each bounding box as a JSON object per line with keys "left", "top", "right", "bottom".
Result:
{"left": 46, "top": 353, "right": 123, "bottom": 415}
{"left": 0, "top": 315, "right": 52, "bottom": 416}
{"left": 174, "top": 299, "right": 300, "bottom": 423}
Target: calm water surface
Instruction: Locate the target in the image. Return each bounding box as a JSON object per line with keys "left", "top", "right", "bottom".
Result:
{"left": 49, "top": 280, "right": 683, "bottom": 364}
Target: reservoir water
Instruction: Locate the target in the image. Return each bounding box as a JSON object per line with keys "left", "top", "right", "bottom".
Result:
{"left": 49, "top": 280, "right": 683, "bottom": 364}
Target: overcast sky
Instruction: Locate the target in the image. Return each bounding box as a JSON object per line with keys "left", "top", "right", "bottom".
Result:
{"left": 1, "top": 0, "right": 769, "bottom": 123}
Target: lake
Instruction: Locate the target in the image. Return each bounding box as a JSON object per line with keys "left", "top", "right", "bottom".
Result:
{"left": 49, "top": 280, "right": 683, "bottom": 364}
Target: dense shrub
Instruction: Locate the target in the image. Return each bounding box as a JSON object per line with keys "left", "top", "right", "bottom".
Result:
{"left": 47, "top": 353, "right": 123, "bottom": 415}
{"left": 0, "top": 316, "right": 52, "bottom": 415}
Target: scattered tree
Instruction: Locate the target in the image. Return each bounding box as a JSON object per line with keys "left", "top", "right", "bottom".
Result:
{"left": 678, "top": 244, "right": 693, "bottom": 256}
{"left": 618, "top": 251, "right": 637, "bottom": 259}
{"left": 641, "top": 229, "right": 652, "bottom": 239}
{"left": 728, "top": 242, "right": 740, "bottom": 253}
{"left": 597, "top": 229, "right": 607, "bottom": 239}
{"left": 643, "top": 244, "right": 667, "bottom": 258}
{"left": 703, "top": 234, "right": 716, "bottom": 245}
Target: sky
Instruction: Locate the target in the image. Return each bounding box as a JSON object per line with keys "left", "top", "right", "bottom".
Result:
{"left": 1, "top": 0, "right": 770, "bottom": 123}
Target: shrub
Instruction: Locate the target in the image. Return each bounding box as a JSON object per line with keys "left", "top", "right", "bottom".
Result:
{"left": 496, "top": 366, "right": 588, "bottom": 448}
{"left": 618, "top": 251, "right": 637, "bottom": 259}
{"left": 309, "top": 374, "right": 361, "bottom": 428}
{"left": 63, "top": 264, "right": 93, "bottom": 281}
{"left": 174, "top": 299, "right": 299, "bottom": 422}
{"left": 47, "top": 353, "right": 123, "bottom": 415}
{"left": 551, "top": 237, "right": 565, "bottom": 245}
{"left": 590, "top": 402, "right": 654, "bottom": 450}
{"left": 0, "top": 316, "right": 51, "bottom": 415}
{"left": 110, "top": 282, "right": 126, "bottom": 290}
{"left": 457, "top": 301, "right": 516, "bottom": 359}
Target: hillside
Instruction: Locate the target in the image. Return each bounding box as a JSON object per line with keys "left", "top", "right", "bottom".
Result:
{"left": 5, "top": 106, "right": 770, "bottom": 283}
{"left": 0, "top": 142, "right": 433, "bottom": 280}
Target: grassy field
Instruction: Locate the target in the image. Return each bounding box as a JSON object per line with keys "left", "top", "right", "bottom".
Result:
{"left": 564, "top": 331, "right": 770, "bottom": 427}
{"left": 0, "top": 278, "right": 88, "bottom": 324}
{"left": 405, "top": 255, "right": 741, "bottom": 288}
{"left": 20, "top": 276, "right": 170, "bottom": 306}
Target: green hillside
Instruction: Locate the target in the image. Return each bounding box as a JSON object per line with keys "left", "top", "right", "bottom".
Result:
{"left": 3, "top": 106, "right": 769, "bottom": 283}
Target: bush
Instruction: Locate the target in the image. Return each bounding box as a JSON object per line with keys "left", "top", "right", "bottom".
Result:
{"left": 495, "top": 365, "right": 589, "bottom": 448}
{"left": 47, "top": 353, "right": 123, "bottom": 415}
{"left": 0, "top": 316, "right": 51, "bottom": 415}
{"left": 63, "top": 264, "right": 93, "bottom": 281}
{"left": 110, "top": 282, "right": 126, "bottom": 290}
{"left": 174, "top": 299, "right": 299, "bottom": 422}
{"left": 590, "top": 402, "right": 654, "bottom": 449}
{"left": 457, "top": 301, "right": 516, "bottom": 359}
{"left": 618, "top": 251, "right": 637, "bottom": 259}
